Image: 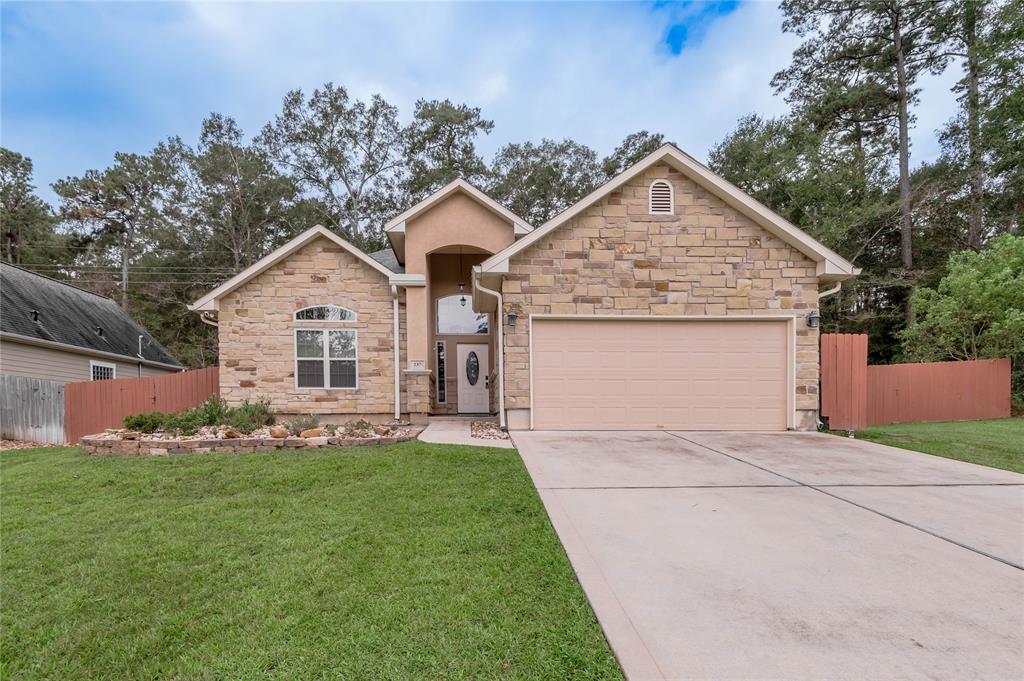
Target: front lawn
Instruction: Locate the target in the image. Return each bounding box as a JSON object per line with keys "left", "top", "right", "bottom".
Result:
{"left": 1, "top": 443, "right": 621, "bottom": 680}
{"left": 854, "top": 418, "right": 1024, "bottom": 474}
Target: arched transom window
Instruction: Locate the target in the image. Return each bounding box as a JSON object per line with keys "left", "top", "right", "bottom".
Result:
{"left": 436, "top": 295, "right": 489, "bottom": 335}
{"left": 649, "top": 179, "right": 674, "bottom": 215}
{"left": 294, "top": 304, "right": 356, "bottom": 322}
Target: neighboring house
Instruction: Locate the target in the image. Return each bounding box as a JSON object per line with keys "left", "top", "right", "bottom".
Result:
{"left": 1, "top": 263, "right": 184, "bottom": 382}
{"left": 190, "top": 144, "right": 858, "bottom": 431}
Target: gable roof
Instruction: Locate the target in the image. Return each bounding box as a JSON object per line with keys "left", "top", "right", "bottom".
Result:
{"left": 1, "top": 263, "right": 183, "bottom": 368}
{"left": 189, "top": 225, "right": 398, "bottom": 312}
{"left": 479, "top": 144, "right": 859, "bottom": 281}
{"left": 384, "top": 179, "right": 533, "bottom": 263}
{"left": 368, "top": 247, "right": 404, "bottom": 273}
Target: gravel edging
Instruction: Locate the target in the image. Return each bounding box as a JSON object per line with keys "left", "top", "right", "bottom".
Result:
{"left": 79, "top": 427, "right": 426, "bottom": 456}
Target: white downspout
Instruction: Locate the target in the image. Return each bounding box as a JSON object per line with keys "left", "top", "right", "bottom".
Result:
{"left": 818, "top": 282, "right": 842, "bottom": 301}
{"left": 473, "top": 270, "right": 506, "bottom": 430}
{"left": 392, "top": 285, "right": 401, "bottom": 421}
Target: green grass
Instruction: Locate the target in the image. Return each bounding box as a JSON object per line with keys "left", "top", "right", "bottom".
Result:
{"left": 0, "top": 443, "right": 622, "bottom": 680}
{"left": 854, "top": 418, "right": 1024, "bottom": 473}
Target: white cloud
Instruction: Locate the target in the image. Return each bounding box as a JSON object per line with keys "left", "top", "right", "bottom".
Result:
{"left": 3, "top": 0, "right": 963, "bottom": 206}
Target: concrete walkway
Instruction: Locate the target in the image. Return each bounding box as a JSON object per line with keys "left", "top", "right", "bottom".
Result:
{"left": 513, "top": 430, "right": 1024, "bottom": 681}
{"left": 418, "top": 417, "right": 515, "bottom": 449}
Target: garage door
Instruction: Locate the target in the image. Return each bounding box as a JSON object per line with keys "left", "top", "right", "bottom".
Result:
{"left": 531, "top": 319, "right": 790, "bottom": 430}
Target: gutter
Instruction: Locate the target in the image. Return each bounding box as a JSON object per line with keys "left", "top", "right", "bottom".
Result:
{"left": 0, "top": 331, "right": 185, "bottom": 371}
{"left": 472, "top": 270, "right": 506, "bottom": 430}
{"left": 392, "top": 285, "right": 401, "bottom": 421}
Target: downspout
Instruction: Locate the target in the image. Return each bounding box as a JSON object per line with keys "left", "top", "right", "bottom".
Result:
{"left": 816, "top": 282, "right": 842, "bottom": 431}
{"left": 473, "top": 270, "right": 506, "bottom": 430}
{"left": 392, "top": 285, "right": 401, "bottom": 421}
{"left": 199, "top": 311, "right": 219, "bottom": 328}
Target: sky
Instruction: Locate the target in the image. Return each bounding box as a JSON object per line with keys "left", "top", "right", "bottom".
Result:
{"left": 2, "top": 1, "right": 962, "bottom": 207}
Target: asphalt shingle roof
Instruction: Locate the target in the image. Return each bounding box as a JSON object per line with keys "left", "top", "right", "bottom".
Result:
{"left": 1, "top": 263, "right": 183, "bottom": 368}
{"left": 368, "top": 247, "right": 404, "bottom": 273}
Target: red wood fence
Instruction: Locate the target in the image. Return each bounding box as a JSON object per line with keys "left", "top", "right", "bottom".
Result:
{"left": 64, "top": 367, "right": 219, "bottom": 444}
{"left": 820, "top": 334, "right": 1011, "bottom": 430}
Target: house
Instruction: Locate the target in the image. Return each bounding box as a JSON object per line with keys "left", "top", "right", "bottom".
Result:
{"left": 189, "top": 144, "right": 858, "bottom": 431}
{"left": 0, "top": 263, "right": 183, "bottom": 382}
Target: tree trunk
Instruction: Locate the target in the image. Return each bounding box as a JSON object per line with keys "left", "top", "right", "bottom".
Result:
{"left": 120, "top": 230, "right": 130, "bottom": 309}
{"left": 965, "top": 0, "right": 984, "bottom": 250}
{"left": 894, "top": 15, "right": 914, "bottom": 324}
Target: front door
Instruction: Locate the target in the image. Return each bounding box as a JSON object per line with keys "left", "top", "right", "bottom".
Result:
{"left": 457, "top": 344, "right": 489, "bottom": 414}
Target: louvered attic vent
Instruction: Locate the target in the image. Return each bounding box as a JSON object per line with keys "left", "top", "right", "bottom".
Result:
{"left": 649, "top": 179, "right": 673, "bottom": 214}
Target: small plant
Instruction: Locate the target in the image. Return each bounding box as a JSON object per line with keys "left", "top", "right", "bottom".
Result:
{"left": 123, "top": 412, "right": 168, "bottom": 434}
{"left": 283, "top": 414, "right": 319, "bottom": 435}
{"left": 322, "top": 423, "right": 338, "bottom": 436}
{"left": 346, "top": 419, "right": 374, "bottom": 434}
{"left": 224, "top": 398, "right": 275, "bottom": 434}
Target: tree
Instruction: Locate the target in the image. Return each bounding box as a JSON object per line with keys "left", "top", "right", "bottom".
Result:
{"left": 258, "top": 83, "right": 405, "bottom": 250}
{"left": 181, "top": 113, "right": 302, "bottom": 269}
{"left": 601, "top": 131, "right": 665, "bottom": 178}
{"left": 404, "top": 99, "right": 493, "bottom": 200}
{"left": 901, "top": 234, "right": 1024, "bottom": 398}
{"left": 487, "top": 139, "right": 602, "bottom": 225}
{"left": 52, "top": 147, "right": 179, "bottom": 308}
{"left": 773, "top": 0, "right": 953, "bottom": 323}
{"left": 0, "top": 148, "right": 61, "bottom": 265}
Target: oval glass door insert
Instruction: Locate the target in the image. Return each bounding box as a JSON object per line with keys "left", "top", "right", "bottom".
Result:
{"left": 466, "top": 351, "right": 480, "bottom": 386}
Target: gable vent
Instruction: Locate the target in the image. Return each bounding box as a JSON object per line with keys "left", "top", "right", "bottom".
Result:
{"left": 649, "top": 179, "right": 674, "bottom": 215}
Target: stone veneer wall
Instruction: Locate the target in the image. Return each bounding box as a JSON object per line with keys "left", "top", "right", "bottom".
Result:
{"left": 501, "top": 163, "right": 821, "bottom": 430}
{"left": 218, "top": 238, "right": 402, "bottom": 417}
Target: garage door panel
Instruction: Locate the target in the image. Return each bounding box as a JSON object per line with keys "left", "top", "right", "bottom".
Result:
{"left": 532, "top": 319, "right": 789, "bottom": 431}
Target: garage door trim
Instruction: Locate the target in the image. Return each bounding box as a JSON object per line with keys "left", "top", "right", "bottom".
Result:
{"left": 527, "top": 314, "right": 798, "bottom": 430}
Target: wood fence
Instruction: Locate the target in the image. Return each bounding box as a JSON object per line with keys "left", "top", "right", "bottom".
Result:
{"left": 1, "top": 375, "right": 66, "bottom": 444}
{"left": 820, "top": 334, "right": 1011, "bottom": 430}
{"left": 64, "top": 367, "right": 219, "bottom": 444}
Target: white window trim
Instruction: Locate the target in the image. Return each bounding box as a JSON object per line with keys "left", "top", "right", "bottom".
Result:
{"left": 90, "top": 360, "right": 117, "bottom": 381}
{"left": 649, "top": 179, "right": 674, "bottom": 215}
{"left": 294, "top": 328, "right": 359, "bottom": 390}
{"left": 294, "top": 304, "right": 357, "bottom": 322}
{"left": 435, "top": 340, "right": 447, "bottom": 404}
{"left": 436, "top": 294, "right": 490, "bottom": 335}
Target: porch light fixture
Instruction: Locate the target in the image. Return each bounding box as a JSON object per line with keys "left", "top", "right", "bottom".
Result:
{"left": 458, "top": 247, "right": 467, "bottom": 306}
{"left": 460, "top": 295, "right": 467, "bottom": 307}
{"left": 806, "top": 311, "right": 820, "bottom": 329}
{"left": 507, "top": 310, "right": 518, "bottom": 327}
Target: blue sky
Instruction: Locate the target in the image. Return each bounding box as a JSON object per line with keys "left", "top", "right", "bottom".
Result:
{"left": 2, "top": 1, "right": 959, "bottom": 206}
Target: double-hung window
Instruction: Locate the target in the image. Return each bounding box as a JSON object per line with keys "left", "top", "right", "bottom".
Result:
{"left": 296, "top": 329, "right": 357, "bottom": 389}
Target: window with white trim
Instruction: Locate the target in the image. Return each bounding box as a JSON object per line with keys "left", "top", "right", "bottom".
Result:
{"left": 296, "top": 329, "right": 357, "bottom": 388}
{"left": 90, "top": 361, "right": 116, "bottom": 381}
{"left": 649, "top": 179, "right": 674, "bottom": 215}
{"left": 295, "top": 305, "right": 356, "bottom": 322}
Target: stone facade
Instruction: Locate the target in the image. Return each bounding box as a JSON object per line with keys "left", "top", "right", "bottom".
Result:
{"left": 500, "top": 163, "right": 821, "bottom": 430}
{"left": 218, "top": 238, "right": 402, "bottom": 417}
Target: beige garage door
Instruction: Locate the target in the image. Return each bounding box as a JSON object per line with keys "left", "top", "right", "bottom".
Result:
{"left": 532, "top": 319, "right": 790, "bottom": 430}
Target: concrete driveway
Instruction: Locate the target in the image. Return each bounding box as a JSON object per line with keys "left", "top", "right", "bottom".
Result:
{"left": 513, "top": 430, "right": 1024, "bottom": 680}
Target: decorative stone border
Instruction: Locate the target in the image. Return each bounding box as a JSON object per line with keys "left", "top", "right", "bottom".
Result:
{"left": 79, "top": 427, "right": 425, "bottom": 456}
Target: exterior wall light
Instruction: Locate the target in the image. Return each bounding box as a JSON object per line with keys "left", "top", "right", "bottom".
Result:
{"left": 507, "top": 311, "right": 518, "bottom": 327}
{"left": 806, "top": 311, "right": 820, "bottom": 329}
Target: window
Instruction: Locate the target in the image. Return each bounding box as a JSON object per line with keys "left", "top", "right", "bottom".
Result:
{"left": 90, "top": 361, "right": 116, "bottom": 381}
{"left": 649, "top": 179, "right": 674, "bottom": 215}
{"left": 436, "top": 341, "right": 447, "bottom": 404}
{"left": 436, "top": 295, "right": 489, "bottom": 335}
{"left": 295, "top": 329, "right": 357, "bottom": 388}
{"left": 294, "top": 305, "right": 356, "bottom": 322}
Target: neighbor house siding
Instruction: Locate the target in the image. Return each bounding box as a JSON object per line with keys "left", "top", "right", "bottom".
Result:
{"left": 217, "top": 237, "right": 400, "bottom": 417}
{"left": 500, "top": 162, "right": 821, "bottom": 430}
{"left": 0, "top": 339, "right": 175, "bottom": 383}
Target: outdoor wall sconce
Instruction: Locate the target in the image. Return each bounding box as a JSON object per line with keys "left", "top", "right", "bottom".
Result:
{"left": 507, "top": 311, "right": 518, "bottom": 327}
{"left": 806, "top": 311, "right": 820, "bottom": 329}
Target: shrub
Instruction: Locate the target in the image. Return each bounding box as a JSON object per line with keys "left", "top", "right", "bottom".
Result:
{"left": 346, "top": 419, "right": 373, "bottom": 433}
{"left": 224, "top": 398, "right": 274, "bottom": 434}
{"left": 123, "top": 412, "right": 169, "bottom": 433}
{"left": 282, "top": 414, "right": 319, "bottom": 435}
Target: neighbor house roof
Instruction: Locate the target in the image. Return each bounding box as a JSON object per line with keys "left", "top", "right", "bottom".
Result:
{"left": 0, "top": 262, "right": 183, "bottom": 369}
{"left": 383, "top": 179, "right": 533, "bottom": 263}
{"left": 189, "top": 225, "right": 423, "bottom": 312}
{"left": 479, "top": 144, "right": 859, "bottom": 282}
